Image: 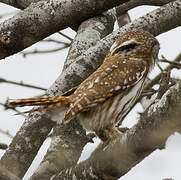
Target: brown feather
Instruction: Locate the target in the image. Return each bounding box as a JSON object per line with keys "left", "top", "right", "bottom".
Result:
{"left": 7, "top": 96, "right": 70, "bottom": 108}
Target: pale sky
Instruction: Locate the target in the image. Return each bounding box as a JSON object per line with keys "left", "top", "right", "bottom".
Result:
{"left": 0, "top": 3, "right": 181, "bottom": 180}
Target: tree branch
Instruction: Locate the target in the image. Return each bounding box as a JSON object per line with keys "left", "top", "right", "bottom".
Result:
{"left": 0, "top": 77, "right": 46, "bottom": 90}
{"left": 0, "top": 128, "right": 13, "bottom": 139}
{"left": 0, "top": 164, "right": 21, "bottom": 180}
{"left": 0, "top": 143, "right": 8, "bottom": 150}
{"left": 57, "top": 31, "right": 73, "bottom": 42}
{"left": 21, "top": 45, "right": 69, "bottom": 57}
{"left": 115, "top": 0, "right": 174, "bottom": 14}
{"left": 0, "top": 0, "right": 46, "bottom": 9}
{"left": 145, "top": 53, "right": 181, "bottom": 90}
{"left": 0, "top": 11, "right": 18, "bottom": 19}
{"left": 159, "top": 57, "right": 181, "bottom": 69}
{"left": 0, "top": 0, "right": 175, "bottom": 11}
{"left": 0, "top": 0, "right": 128, "bottom": 60}
{"left": 0, "top": 101, "right": 27, "bottom": 117}
{"left": 52, "top": 80, "right": 181, "bottom": 179}
{"left": 0, "top": 0, "right": 175, "bottom": 60}
{"left": 41, "top": 38, "right": 69, "bottom": 45}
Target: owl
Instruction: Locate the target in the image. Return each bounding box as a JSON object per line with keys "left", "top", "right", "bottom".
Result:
{"left": 8, "top": 30, "right": 160, "bottom": 143}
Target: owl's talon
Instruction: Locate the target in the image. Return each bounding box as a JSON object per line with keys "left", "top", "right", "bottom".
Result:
{"left": 117, "top": 127, "right": 129, "bottom": 133}
{"left": 86, "top": 133, "right": 96, "bottom": 143}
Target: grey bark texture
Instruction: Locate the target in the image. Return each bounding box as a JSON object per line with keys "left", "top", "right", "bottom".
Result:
{"left": 0, "top": 0, "right": 174, "bottom": 10}
{"left": 0, "top": 0, "right": 175, "bottom": 59}
{"left": 0, "top": 164, "right": 21, "bottom": 180}
{"left": 0, "top": 0, "right": 128, "bottom": 59}
{"left": 0, "top": 0, "right": 181, "bottom": 179}
{"left": 0, "top": 0, "right": 45, "bottom": 9}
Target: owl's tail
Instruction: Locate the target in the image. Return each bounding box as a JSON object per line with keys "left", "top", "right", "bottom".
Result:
{"left": 7, "top": 96, "right": 70, "bottom": 113}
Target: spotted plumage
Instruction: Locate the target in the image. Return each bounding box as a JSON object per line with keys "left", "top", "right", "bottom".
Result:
{"left": 8, "top": 30, "right": 160, "bottom": 142}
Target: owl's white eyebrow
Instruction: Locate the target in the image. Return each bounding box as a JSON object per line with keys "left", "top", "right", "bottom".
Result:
{"left": 110, "top": 39, "right": 139, "bottom": 55}
{"left": 110, "top": 41, "right": 118, "bottom": 53}
{"left": 119, "top": 39, "right": 137, "bottom": 47}
{"left": 110, "top": 39, "right": 138, "bottom": 54}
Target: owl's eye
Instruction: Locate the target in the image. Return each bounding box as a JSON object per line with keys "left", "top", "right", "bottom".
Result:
{"left": 111, "top": 40, "right": 139, "bottom": 55}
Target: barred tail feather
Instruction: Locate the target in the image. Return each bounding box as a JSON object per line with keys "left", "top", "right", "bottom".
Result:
{"left": 7, "top": 96, "right": 70, "bottom": 112}
{"left": 15, "top": 103, "right": 68, "bottom": 114}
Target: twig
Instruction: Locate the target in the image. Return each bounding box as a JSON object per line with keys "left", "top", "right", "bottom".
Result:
{"left": 0, "top": 78, "right": 46, "bottom": 91}
{"left": 115, "top": 7, "right": 131, "bottom": 28}
{"left": 21, "top": 45, "right": 69, "bottom": 57}
{"left": 157, "top": 71, "right": 171, "bottom": 99}
{"left": 42, "top": 39, "right": 70, "bottom": 45}
{"left": 57, "top": 31, "right": 73, "bottom": 41}
{"left": 156, "top": 61, "right": 164, "bottom": 72}
{"left": 145, "top": 53, "right": 181, "bottom": 90}
{"left": 0, "top": 143, "right": 8, "bottom": 150}
{"left": 159, "top": 58, "right": 181, "bottom": 69}
{"left": 0, "top": 102, "right": 26, "bottom": 117}
{"left": 0, "top": 12, "right": 17, "bottom": 19}
{"left": 0, "top": 129, "right": 13, "bottom": 139}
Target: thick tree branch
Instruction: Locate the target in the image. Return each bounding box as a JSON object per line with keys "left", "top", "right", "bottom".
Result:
{"left": 0, "top": 164, "right": 21, "bottom": 180}
{"left": 0, "top": 0, "right": 175, "bottom": 11}
{"left": 1, "top": 1, "right": 181, "bottom": 178}
{"left": 0, "top": 112, "right": 56, "bottom": 178}
{"left": 52, "top": 80, "right": 181, "bottom": 179}
{"left": 0, "top": 0, "right": 128, "bottom": 60}
{"left": 30, "top": 10, "right": 116, "bottom": 180}
{"left": 116, "top": 0, "right": 174, "bottom": 14}
{"left": 0, "top": 0, "right": 176, "bottom": 60}
{"left": 0, "top": 0, "right": 45, "bottom": 9}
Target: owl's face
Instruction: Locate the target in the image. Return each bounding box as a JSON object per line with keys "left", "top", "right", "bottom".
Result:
{"left": 110, "top": 30, "right": 160, "bottom": 60}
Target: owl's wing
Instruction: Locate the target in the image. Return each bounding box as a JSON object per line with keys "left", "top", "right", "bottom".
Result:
{"left": 65, "top": 57, "right": 147, "bottom": 121}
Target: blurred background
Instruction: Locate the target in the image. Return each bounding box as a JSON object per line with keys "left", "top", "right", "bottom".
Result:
{"left": 0, "top": 3, "right": 181, "bottom": 179}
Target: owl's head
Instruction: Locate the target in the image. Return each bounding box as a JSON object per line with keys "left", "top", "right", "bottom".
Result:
{"left": 110, "top": 30, "right": 160, "bottom": 60}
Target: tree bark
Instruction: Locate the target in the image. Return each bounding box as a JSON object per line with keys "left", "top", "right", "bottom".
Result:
{"left": 0, "top": 0, "right": 176, "bottom": 60}
{"left": 0, "top": 0, "right": 128, "bottom": 60}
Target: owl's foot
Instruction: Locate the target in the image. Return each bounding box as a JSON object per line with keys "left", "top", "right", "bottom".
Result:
{"left": 96, "top": 125, "right": 121, "bottom": 144}
{"left": 86, "top": 133, "right": 96, "bottom": 143}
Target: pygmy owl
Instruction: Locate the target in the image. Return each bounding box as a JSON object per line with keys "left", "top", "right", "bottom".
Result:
{"left": 8, "top": 30, "right": 160, "bottom": 142}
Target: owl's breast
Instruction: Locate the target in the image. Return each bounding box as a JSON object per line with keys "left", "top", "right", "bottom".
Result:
{"left": 78, "top": 78, "right": 145, "bottom": 132}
